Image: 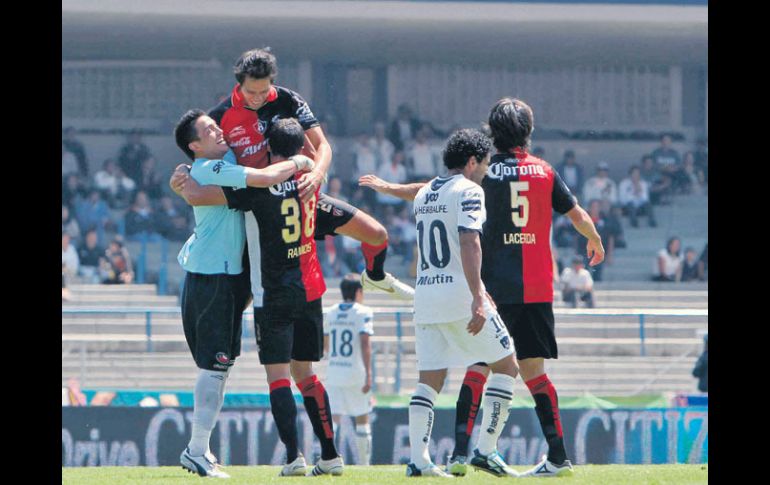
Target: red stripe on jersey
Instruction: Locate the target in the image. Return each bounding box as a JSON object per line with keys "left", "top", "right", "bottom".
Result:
{"left": 299, "top": 182, "right": 326, "bottom": 302}
{"left": 517, "top": 151, "right": 555, "bottom": 303}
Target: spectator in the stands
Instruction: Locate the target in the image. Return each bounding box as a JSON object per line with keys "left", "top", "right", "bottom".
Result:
{"left": 62, "top": 173, "right": 87, "bottom": 210}
{"left": 118, "top": 129, "right": 152, "bottom": 183}
{"left": 640, "top": 154, "right": 672, "bottom": 205}
{"left": 605, "top": 203, "right": 627, "bottom": 249}
{"left": 557, "top": 149, "right": 584, "bottom": 196}
{"left": 388, "top": 103, "right": 422, "bottom": 151}
{"left": 680, "top": 247, "right": 704, "bottom": 282}
{"left": 694, "top": 138, "right": 708, "bottom": 186}
{"left": 373, "top": 121, "right": 396, "bottom": 169}
{"left": 577, "top": 199, "right": 613, "bottom": 281}
{"left": 560, "top": 256, "right": 595, "bottom": 308}
{"left": 395, "top": 205, "right": 416, "bottom": 266}
{"left": 125, "top": 190, "right": 161, "bottom": 241}
{"left": 699, "top": 243, "right": 708, "bottom": 280}
{"left": 63, "top": 127, "right": 89, "bottom": 177}
{"left": 651, "top": 134, "right": 688, "bottom": 193}
{"left": 102, "top": 236, "right": 134, "bottom": 284}
{"left": 681, "top": 151, "right": 705, "bottom": 196}
{"left": 352, "top": 132, "right": 378, "bottom": 184}
{"left": 137, "top": 156, "right": 164, "bottom": 200}
{"left": 62, "top": 204, "right": 81, "bottom": 246}
{"left": 93, "top": 158, "right": 136, "bottom": 209}
{"left": 62, "top": 233, "right": 80, "bottom": 283}
{"left": 407, "top": 124, "right": 438, "bottom": 181}
{"left": 618, "top": 165, "right": 657, "bottom": 227}
{"left": 74, "top": 189, "right": 112, "bottom": 244}
{"left": 375, "top": 150, "right": 409, "bottom": 214}
{"left": 583, "top": 162, "right": 618, "bottom": 208}
{"left": 653, "top": 236, "right": 683, "bottom": 282}
{"left": 62, "top": 142, "right": 79, "bottom": 177}
{"left": 692, "top": 334, "right": 708, "bottom": 393}
{"left": 552, "top": 214, "right": 576, "bottom": 249}
{"left": 154, "top": 195, "right": 191, "bottom": 242}
{"left": 77, "top": 229, "right": 105, "bottom": 284}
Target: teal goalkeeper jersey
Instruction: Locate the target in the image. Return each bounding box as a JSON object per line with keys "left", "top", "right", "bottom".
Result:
{"left": 178, "top": 150, "right": 248, "bottom": 275}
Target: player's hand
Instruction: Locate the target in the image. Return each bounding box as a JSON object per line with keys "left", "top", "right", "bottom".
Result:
{"left": 289, "top": 154, "right": 316, "bottom": 172}
{"left": 297, "top": 169, "right": 325, "bottom": 202}
{"left": 586, "top": 238, "right": 605, "bottom": 266}
{"left": 358, "top": 174, "right": 389, "bottom": 193}
{"left": 362, "top": 375, "right": 372, "bottom": 394}
{"left": 485, "top": 291, "right": 497, "bottom": 311}
{"left": 466, "top": 295, "right": 486, "bottom": 336}
{"left": 169, "top": 164, "right": 191, "bottom": 195}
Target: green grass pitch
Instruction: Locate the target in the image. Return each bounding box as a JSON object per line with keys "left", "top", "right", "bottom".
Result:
{"left": 63, "top": 464, "right": 708, "bottom": 484}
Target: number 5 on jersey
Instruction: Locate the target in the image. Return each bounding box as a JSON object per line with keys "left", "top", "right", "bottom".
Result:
{"left": 510, "top": 181, "right": 529, "bottom": 227}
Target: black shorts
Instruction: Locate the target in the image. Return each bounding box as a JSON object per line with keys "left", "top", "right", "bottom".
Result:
{"left": 314, "top": 193, "right": 358, "bottom": 240}
{"left": 254, "top": 294, "right": 324, "bottom": 365}
{"left": 497, "top": 302, "right": 558, "bottom": 360}
{"left": 181, "top": 272, "right": 245, "bottom": 371}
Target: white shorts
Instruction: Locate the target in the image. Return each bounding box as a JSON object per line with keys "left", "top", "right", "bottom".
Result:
{"left": 415, "top": 309, "right": 514, "bottom": 371}
{"left": 327, "top": 384, "right": 373, "bottom": 417}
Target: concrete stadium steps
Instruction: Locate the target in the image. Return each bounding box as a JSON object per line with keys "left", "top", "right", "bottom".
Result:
{"left": 62, "top": 352, "right": 700, "bottom": 396}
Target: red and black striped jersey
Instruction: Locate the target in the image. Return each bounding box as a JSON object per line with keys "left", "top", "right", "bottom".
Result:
{"left": 481, "top": 149, "right": 576, "bottom": 304}
{"left": 222, "top": 176, "right": 325, "bottom": 303}
{"left": 209, "top": 84, "right": 320, "bottom": 169}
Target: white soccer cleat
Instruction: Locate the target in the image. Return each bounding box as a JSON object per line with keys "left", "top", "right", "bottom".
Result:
{"left": 361, "top": 271, "right": 415, "bottom": 301}
{"left": 446, "top": 455, "right": 468, "bottom": 476}
{"left": 406, "top": 462, "right": 454, "bottom": 478}
{"left": 180, "top": 447, "right": 231, "bottom": 478}
{"left": 469, "top": 449, "right": 519, "bottom": 477}
{"left": 280, "top": 453, "right": 308, "bottom": 477}
{"left": 309, "top": 455, "right": 344, "bottom": 476}
{"left": 519, "top": 454, "right": 574, "bottom": 477}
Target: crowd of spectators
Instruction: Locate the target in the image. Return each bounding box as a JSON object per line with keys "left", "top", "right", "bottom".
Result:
{"left": 652, "top": 237, "right": 708, "bottom": 282}
{"left": 62, "top": 128, "right": 191, "bottom": 293}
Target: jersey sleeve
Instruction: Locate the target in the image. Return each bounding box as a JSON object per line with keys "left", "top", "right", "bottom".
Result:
{"left": 289, "top": 90, "right": 320, "bottom": 130}
{"left": 222, "top": 186, "right": 256, "bottom": 212}
{"left": 552, "top": 170, "right": 578, "bottom": 214}
{"left": 359, "top": 308, "right": 374, "bottom": 335}
{"left": 191, "top": 157, "right": 248, "bottom": 189}
{"left": 457, "top": 186, "right": 486, "bottom": 233}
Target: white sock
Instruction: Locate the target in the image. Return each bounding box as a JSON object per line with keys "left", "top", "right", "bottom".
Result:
{"left": 188, "top": 369, "right": 228, "bottom": 456}
{"left": 475, "top": 373, "right": 514, "bottom": 456}
{"left": 409, "top": 383, "right": 438, "bottom": 468}
{"left": 355, "top": 423, "right": 372, "bottom": 465}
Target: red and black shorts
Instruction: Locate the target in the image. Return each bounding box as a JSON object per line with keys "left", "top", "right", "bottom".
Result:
{"left": 497, "top": 302, "right": 558, "bottom": 360}
{"left": 253, "top": 289, "right": 324, "bottom": 365}
{"left": 314, "top": 193, "right": 358, "bottom": 240}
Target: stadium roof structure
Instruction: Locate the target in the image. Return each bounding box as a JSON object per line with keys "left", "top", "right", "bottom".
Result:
{"left": 62, "top": 0, "right": 706, "bottom": 66}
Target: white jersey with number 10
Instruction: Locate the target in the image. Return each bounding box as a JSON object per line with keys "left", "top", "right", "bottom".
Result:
{"left": 413, "top": 174, "right": 486, "bottom": 325}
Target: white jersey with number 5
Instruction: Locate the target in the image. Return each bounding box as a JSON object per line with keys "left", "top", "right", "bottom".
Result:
{"left": 413, "top": 174, "right": 486, "bottom": 325}
{"left": 324, "top": 302, "right": 374, "bottom": 387}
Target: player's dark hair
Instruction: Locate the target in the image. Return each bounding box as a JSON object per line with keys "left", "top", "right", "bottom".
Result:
{"left": 442, "top": 128, "right": 493, "bottom": 170}
{"left": 267, "top": 118, "right": 305, "bottom": 159}
{"left": 488, "top": 97, "right": 534, "bottom": 153}
{"left": 174, "top": 109, "right": 206, "bottom": 161}
{"left": 234, "top": 47, "right": 278, "bottom": 84}
{"left": 340, "top": 273, "right": 363, "bottom": 302}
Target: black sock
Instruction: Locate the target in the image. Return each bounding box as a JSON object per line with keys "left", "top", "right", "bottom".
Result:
{"left": 362, "top": 241, "right": 388, "bottom": 281}
{"left": 298, "top": 375, "right": 338, "bottom": 460}
{"left": 269, "top": 380, "right": 299, "bottom": 463}
{"left": 526, "top": 375, "right": 568, "bottom": 465}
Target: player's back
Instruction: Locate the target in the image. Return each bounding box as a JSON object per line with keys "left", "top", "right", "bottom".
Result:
{"left": 413, "top": 174, "right": 486, "bottom": 325}
{"left": 324, "top": 302, "right": 374, "bottom": 387}
{"left": 481, "top": 149, "right": 576, "bottom": 304}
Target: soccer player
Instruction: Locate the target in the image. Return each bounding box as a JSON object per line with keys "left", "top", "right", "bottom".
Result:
{"left": 174, "top": 47, "right": 413, "bottom": 307}
{"left": 172, "top": 110, "right": 315, "bottom": 478}
{"left": 323, "top": 274, "right": 375, "bottom": 466}
{"left": 361, "top": 98, "right": 605, "bottom": 477}
{"left": 175, "top": 117, "right": 343, "bottom": 477}
{"left": 406, "top": 129, "right": 520, "bottom": 478}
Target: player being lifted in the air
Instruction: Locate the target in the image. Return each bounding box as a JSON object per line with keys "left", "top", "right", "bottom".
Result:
{"left": 323, "top": 274, "right": 375, "bottom": 466}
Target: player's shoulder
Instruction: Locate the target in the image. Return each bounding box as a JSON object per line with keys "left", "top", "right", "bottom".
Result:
{"left": 352, "top": 302, "right": 374, "bottom": 315}
{"left": 208, "top": 96, "right": 234, "bottom": 124}
{"left": 273, "top": 85, "right": 307, "bottom": 104}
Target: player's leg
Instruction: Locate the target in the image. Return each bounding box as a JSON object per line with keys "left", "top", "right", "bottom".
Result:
{"left": 315, "top": 194, "right": 414, "bottom": 300}
{"left": 256, "top": 300, "right": 305, "bottom": 476}
{"left": 179, "top": 273, "right": 233, "bottom": 478}
{"left": 450, "top": 362, "right": 490, "bottom": 467}
{"left": 353, "top": 414, "right": 372, "bottom": 466}
{"left": 513, "top": 303, "right": 573, "bottom": 477}
{"left": 291, "top": 299, "right": 343, "bottom": 475}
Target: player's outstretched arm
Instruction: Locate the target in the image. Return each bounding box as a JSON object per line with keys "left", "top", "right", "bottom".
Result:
{"left": 566, "top": 205, "right": 605, "bottom": 266}
{"left": 358, "top": 174, "right": 425, "bottom": 201}
{"left": 244, "top": 155, "right": 314, "bottom": 188}
{"left": 360, "top": 333, "right": 373, "bottom": 393}
{"left": 297, "top": 127, "right": 331, "bottom": 202}
{"left": 169, "top": 164, "right": 227, "bottom": 206}
{"left": 459, "top": 230, "right": 487, "bottom": 335}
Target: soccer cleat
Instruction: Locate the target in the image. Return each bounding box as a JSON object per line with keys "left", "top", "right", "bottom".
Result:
{"left": 361, "top": 271, "right": 415, "bottom": 301}
{"left": 180, "top": 447, "right": 231, "bottom": 478}
{"left": 519, "top": 455, "right": 574, "bottom": 477}
{"left": 280, "top": 453, "right": 308, "bottom": 477}
{"left": 309, "top": 455, "right": 344, "bottom": 476}
{"left": 406, "top": 462, "right": 454, "bottom": 478}
{"left": 469, "top": 449, "right": 519, "bottom": 477}
{"left": 446, "top": 455, "right": 468, "bottom": 476}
